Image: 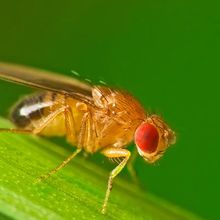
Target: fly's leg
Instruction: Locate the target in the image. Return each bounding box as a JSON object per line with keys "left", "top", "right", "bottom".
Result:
{"left": 101, "top": 147, "right": 131, "bottom": 214}
{"left": 0, "top": 105, "right": 81, "bottom": 182}
{"left": 35, "top": 148, "right": 81, "bottom": 183}
{"left": 64, "top": 105, "right": 76, "bottom": 145}
{"left": 127, "top": 149, "right": 139, "bottom": 184}
{"left": 77, "top": 111, "right": 95, "bottom": 152}
{"left": 0, "top": 128, "right": 32, "bottom": 134}
{"left": 36, "top": 103, "right": 93, "bottom": 182}
{"left": 77, "top": 111, "right": 89, "bottom": 148}
{"left": 76, "top": 103, "right": 96, "bottom": 152}
{"left": 35, "top": 105, "right": 81, "bottom": 183}
{"left": 0, "top": 106, "right": 67, "bottom": 135}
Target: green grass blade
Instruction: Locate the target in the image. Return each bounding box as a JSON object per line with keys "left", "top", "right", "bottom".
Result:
{"left": 0, "top": 117, "right": 202, "bottom": 220}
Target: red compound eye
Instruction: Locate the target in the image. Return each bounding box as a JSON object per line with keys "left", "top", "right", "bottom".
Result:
{"left": 135, "top": 123, "right": 159, "bottom": 153}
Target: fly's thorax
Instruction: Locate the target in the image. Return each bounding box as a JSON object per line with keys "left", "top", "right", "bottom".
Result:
{"left": 92, "top": 86, "right": 147, "bottom": 149}
{"left": 92, "top": 86, "right": 146, "bottom": 120}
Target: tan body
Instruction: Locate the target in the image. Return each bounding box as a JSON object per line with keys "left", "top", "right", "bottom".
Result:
{"left": 11, "top": 87, "right": 146, "bottom": 153}
{"left": 0, "top": 63, "right": 176, "bottom": 214}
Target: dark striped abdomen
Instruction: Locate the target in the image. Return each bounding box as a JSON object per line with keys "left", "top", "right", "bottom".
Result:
{"left": 10, "top": 92, "right": 59, "bottom": 129}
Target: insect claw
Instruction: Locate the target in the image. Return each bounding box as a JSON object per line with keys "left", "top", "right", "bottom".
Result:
{"left": 33, "top": 174, "right": 48, "bottom": 185}
{"left": 101, "top": 206, "right": 106, "bottom": 215}
{"left": 33, "top": 177, "right": 42, "bottom": 185}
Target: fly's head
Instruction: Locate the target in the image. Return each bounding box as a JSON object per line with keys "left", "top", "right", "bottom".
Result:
{"left": 134, "top": 115, "right": 176, "bottom": 164}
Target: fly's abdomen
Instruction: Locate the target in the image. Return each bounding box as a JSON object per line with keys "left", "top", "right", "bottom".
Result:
{"left": 9, "top": 92, "right": 66, "bottom": 136}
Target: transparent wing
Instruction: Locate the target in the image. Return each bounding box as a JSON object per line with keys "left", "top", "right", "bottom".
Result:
{"left": 0, "top": 62, "right": 93, "bottom": 103}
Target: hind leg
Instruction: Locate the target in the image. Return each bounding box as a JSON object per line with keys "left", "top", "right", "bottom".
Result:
{"left": 0, "top": 128, "right": 32, "bottom": 134}
{"left": 35, "top": 105, "right": 82, "bottom": 183}
{"left": 127, "top": 149, "right": 139, "bottom": 184}
{"left": 0, "top": 106, "right": 67, "bottom": 135}
{"left": 1, "top": 106, "right": 81, "bottom": 182}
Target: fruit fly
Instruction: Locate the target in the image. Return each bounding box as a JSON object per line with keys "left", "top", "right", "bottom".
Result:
{"left": 0, "top": 62, "right": 176, "bottom": 214}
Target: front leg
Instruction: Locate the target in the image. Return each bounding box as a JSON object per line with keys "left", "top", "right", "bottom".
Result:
{"left": 101, "top": 147, "right": 130, "bottom": 214}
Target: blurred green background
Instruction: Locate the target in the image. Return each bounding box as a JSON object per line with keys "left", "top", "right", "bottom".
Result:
{"left": 0, "top": 1, "right": 219, "bottom": 219}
